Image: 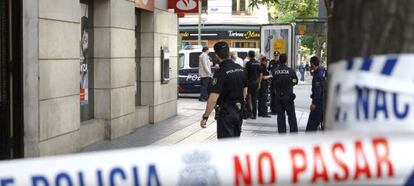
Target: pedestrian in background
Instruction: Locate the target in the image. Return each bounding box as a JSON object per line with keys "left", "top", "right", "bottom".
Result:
{"left": 272, "top": 54, "right": 298, "bottom": 133}
{"left": 269, "top": 51, "right": 280, "bottom": 115}
{"left": 258, "top": 54, "right": 272, "bottom": 118}
{"left": 231, "top": 51, "right": 244, "bottom": 67}
{"left": 299, "top": 62, "right": 305, "bottom": 82}
{"left": 198, "top": 46, "right": 213, "bottom": 102}
{"left": 245, "top": 51, "right": 262, "bottom": 119}
{"left": 200, "top": 41, "right": 248, "bottom": 138}
{"left": 306, "top": 56, "right": 326, "bottom": 131}
{"left": 305, "top": 62, "right": 310, "bottom": 75}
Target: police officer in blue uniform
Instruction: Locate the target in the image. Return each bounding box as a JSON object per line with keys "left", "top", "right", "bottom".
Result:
{"left": 306, "top": 56, "right": 326, "bottom": 131}
{"left": 272, "top": 54, "right": 298, "bottom": 133}
{"left": 200, "top": 41, "right": 248, "bottom": 138}
{"left": 245, "top": 51, "right": 263, "bottom": 119}
{"left": 269, "top": 51, "right": 280, "bottom": 115}
{"left": 258, "top": 56, "right": 272, "bottom": 117}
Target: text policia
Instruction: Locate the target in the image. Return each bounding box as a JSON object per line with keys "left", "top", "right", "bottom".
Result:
{"left": 0, "top": 165, "right": 161, "bottom": 186}
{"left": 233, "top": 137, "right": 393, "bottom": 185}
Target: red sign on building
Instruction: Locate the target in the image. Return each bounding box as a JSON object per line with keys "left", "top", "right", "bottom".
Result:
{"left": 168, "top": 0, "right": 199, "bottom": 16}
{"left": 136, "top": 0, "right": 154, "bottom": 12}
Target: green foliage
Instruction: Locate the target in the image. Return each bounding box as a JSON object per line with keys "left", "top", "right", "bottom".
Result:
{"left": 271, "top": 0, "right": 318, "bottom": 23}
{"left": 249, "top": 0, "right": 280, "bottom": 8}
{"left": 300, "top": 35, "right": 316, "bottom": 51}
{"left": 299, "top": 46, "right": 311, "bottom": 56}
{"left": 250, "top": 0, "right": 318, "bottom": 24}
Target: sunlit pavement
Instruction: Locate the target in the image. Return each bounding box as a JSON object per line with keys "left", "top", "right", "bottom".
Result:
{"left": 82, "top": 74, "right": 313, "bottom": 152}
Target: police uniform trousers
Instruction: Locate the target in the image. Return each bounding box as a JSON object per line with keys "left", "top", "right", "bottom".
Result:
{"left": 199, "top": 77, "right": 211, "bottom": 101}
{"left": 258, "top": 82, "right": 269, "bottom": 116}
{"left": 270, "top": 85, "right": 277, "bottom": 114}
{"left": 275, "top": 93, "right": 298, "bottom": 133}
{"left": 247, "top": 82, "right": 259, "bottom": 118}
{"left": 306, "top": 103, "right": 323, "bottom": 131}
{"left": 217, "top": 105, "right": 242, "bottom": 138}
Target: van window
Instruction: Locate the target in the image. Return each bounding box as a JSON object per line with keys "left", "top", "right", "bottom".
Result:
{"left": 208, "top": 53, "right": 219, "bottom": 66}
{"left": 237, "top": 52, "right": 248, "bottom": 60}
{"left": 189, "top": 52, "right": 202, "bottom": 68}
{"left": 179, "top": 53, "right": 185, "bottom": 69}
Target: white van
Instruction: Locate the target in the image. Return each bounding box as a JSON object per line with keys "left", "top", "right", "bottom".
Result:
{"left": 178, "top": 47, "right": 260, "bottom": 94}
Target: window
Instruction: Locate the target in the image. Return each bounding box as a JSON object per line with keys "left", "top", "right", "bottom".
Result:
{"left": 182, "top": 41, "right": 207, "bottom": 49}
{"left": 178, "top": 54, "right": 185, "bottom": 69}
{"left": 189, "top": 52, "right": 218, "bottom": 68}
{"left": 189, "top": 52, "right": 201, "bottom": 68}
{"left": 237, "top": 52, "right": 248, "bottom": 60}
{"left": 135, "top": 10, "right": 141, "bottom": 106}
{"left": 232, "top": 0, "right": 251, "bottom": 15}
{"left": 232, "top": 41, "right": 258, "bottom": 48}
{"left": 80, "top": 0, "right": 94, "bottom": 121}
{"left": 208, "top": 52, "right": 219, "bottom": 66}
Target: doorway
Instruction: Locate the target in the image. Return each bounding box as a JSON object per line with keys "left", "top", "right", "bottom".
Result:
{"left": 0, "top": 0, "right": 23, "bottom": 160}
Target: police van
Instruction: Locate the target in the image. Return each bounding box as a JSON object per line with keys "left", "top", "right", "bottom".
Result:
{"left": 178, "top": 47, "right": 259, "bottom": 96}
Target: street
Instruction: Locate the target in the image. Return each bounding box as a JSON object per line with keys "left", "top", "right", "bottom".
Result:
{"left": 82, "top": 74, "right": 313, "bottom": 152}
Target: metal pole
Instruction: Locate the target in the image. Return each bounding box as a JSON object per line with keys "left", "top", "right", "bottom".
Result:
{"left": 198, "top": 0, "right": 201, "bottom": 46}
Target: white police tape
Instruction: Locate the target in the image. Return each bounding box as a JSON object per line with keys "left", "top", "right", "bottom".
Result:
{"left": 1, "top": 131, "right": 414, "bottom": 186}
{"left": 326, "top": 54, "right": 414, "bottom": 131}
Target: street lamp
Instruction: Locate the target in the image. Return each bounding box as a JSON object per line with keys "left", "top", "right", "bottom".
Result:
{"left": 197, "top": 1, "right": 207, "bottom": 46}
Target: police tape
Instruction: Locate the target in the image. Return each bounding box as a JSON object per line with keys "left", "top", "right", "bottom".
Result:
{"left": 1, "top": 131, "right": 414, "bottom": 186}
{"left": 326, "top": 54, "right": 414, "bottom": 131}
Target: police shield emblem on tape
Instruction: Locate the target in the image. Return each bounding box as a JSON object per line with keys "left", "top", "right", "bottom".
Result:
{"left": 326, "top": 54, "right": 414, "bottom": 131}
{"left": 178, "top": 151, "right": 220, "bottom": 185}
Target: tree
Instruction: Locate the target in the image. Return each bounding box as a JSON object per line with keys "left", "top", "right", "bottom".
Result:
{"left": 267, "top": 0, "right": 318, "bottom": 23}
{"left": 301, "top": 35, "right": 326, "bottom": 59}
{"left": 329, "top": 0, "right": 414, "bottom": 63}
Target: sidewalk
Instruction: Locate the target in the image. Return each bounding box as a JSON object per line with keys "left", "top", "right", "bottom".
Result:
{"left": 82, "top": 75, "right": 313, "bottom": 153}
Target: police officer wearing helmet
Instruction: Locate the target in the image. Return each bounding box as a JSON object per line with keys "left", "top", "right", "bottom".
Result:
{"left": 272, "top": 54, "right": 298, "bottom": 133}
{"left": 306, "top": 56, "right": 326, "bottom": 131}
{"left": 245, "top": 50, "right": 263, "bottom": 119}
{"left": 200, "top": 41, "right": 248, "bottom": 138}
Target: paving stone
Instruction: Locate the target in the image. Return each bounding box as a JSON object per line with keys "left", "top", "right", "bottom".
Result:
{"left": 81, "top": 76, "right": 313, "bottom": 152}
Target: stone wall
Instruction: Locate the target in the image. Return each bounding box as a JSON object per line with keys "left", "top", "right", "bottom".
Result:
{"left": 24, "top": 0, "right": 178, "bottom": 156}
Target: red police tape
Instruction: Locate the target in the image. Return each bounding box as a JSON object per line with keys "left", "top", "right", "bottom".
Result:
{"left": 0, "top": 131, "right": 413, "bottom": 186}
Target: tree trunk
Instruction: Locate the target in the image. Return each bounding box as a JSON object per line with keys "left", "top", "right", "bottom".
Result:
{"left": 328, "top": 0, "right": 414, "bottom": 63}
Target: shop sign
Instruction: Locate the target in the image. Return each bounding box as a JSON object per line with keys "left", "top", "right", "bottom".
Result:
{"left": 295, "top": 22, "right": 327, "bottom": 36}
{"left": 135, "top": 0, "right": 154, "bottom": 12}
{"left": 168, "top": 0, "right": 199, "bottom": 14}
{"left": 180, "top": 30, "right": 260, "bottom": 40}
{"left": 298, "top": 25, "right": 306, "bottom": 35}
{"left": 228, "top": 31, "right": 260, "bottom": 39}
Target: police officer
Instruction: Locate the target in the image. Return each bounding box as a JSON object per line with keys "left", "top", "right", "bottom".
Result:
{"left": 306, "top": 56, "right": 326, "bottom": 131}
{"left": 272, "top": 54, "right": 298, "bottom": 133}
{"left": 245, "top": 51, "right": 262, "bottom": 119}
{"left": 269, "top": 51, "right": 280, "bottom": 115}
{"left": 258, "top": 55, "right": 272, "bottom": 117}
{"left": 200, "top": 41, "right": 248, "bottom": 138}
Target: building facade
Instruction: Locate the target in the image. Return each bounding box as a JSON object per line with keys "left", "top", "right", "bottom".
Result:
{"left": 179, "top": 0, "right": 269, "bottom": 48}
{"left": 0, "top": 0, "right": 179, "bottom": 158}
